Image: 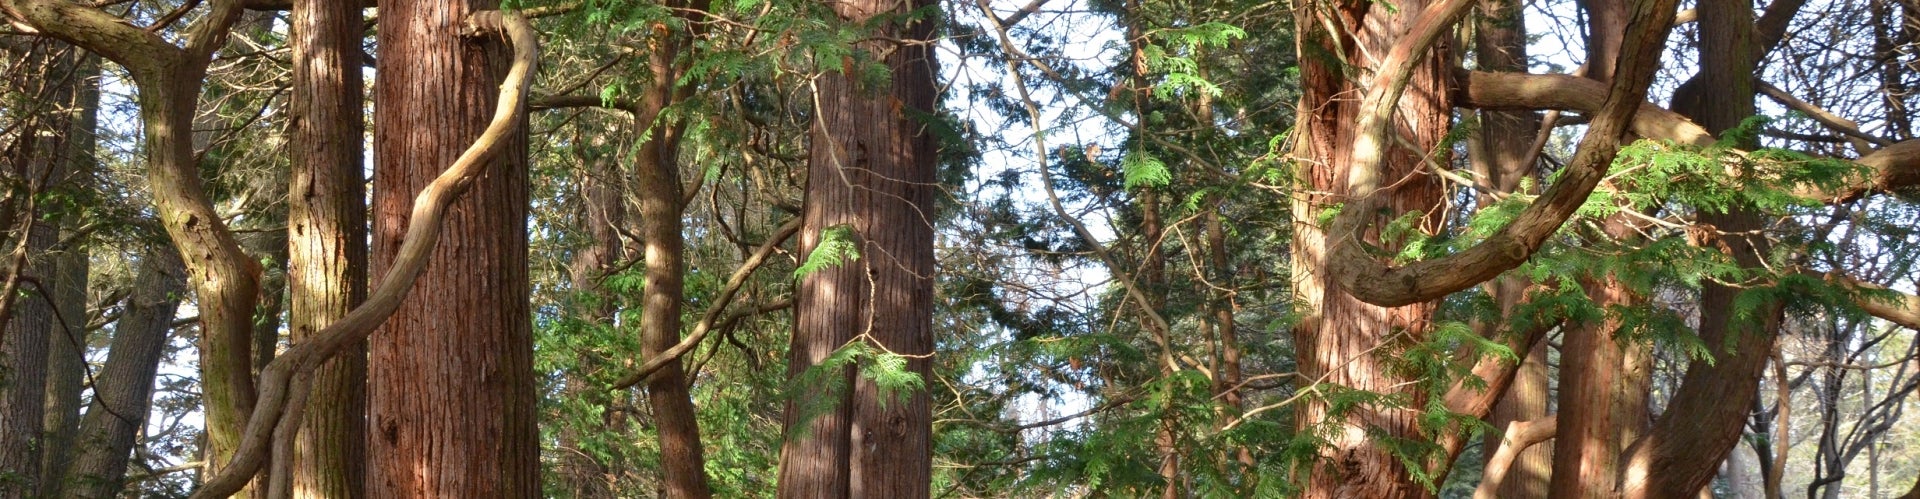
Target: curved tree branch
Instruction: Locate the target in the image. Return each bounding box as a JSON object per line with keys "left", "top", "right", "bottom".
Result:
{"left": 1474, "top": 415, "right": 1559, "bottom": 499}
{"left": 610, "top": 216, "right": 800, "bottom": 390}
{"left": 187, "top": 11, "right": 538, "bottom": 499}
{"left": 1821, "top": 273, "right": 1920, "bottom": 331}
{"left": 1457, "top": 70, "right": 1920, "bottom": 202}
{"left": 1324, "top": 0, "right": 1680, "bottom": 307}
{"left": 0, "top": 0, "right": 181, "bottom": 78}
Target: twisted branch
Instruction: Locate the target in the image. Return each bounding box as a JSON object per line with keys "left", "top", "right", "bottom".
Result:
{"left": 188, "top": 11, "right": 538, "bottom": 498}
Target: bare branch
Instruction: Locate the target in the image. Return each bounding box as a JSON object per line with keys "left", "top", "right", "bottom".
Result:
{"left": 1458, "top": 71, "right": 1920, "bottom": 203}
{"left": 1474, "top": 415, "right": 1559, "bottom": 499}
{"left": 610, "top": 217, "right": 800, "bottom": 390}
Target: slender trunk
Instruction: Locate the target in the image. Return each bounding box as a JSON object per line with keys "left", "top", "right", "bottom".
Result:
{"left": 560, "top": 142, "right": 622, "bottom": 498}
{"left": 288, "top": 0, "right": 368, "bottom": 495}
{"left": 1206, "top": 205, "right": 1253, "bottom": 474}
{"left": 57, "top": 247, "right": 188, "bottom": 499}
{"left": 37, "top": 238, "right": 88, "bottom": 495}
{"left": 246, "top": 233, "right": 287, "bottom": 376}
{"left": 1291, "top": 0, "right": 1451, "bottom": 495}
{"left": 368, "top": 0, "right": 538, "bottom": 496}
{"left": 1119, "top": 6, "right": 1182, "bottom": 494}
{"left": 633, "top": 58, "right": 713, "bottom": 498}
{"left": 776, "top": 0, "right": 938, "bottom": 496}
{"left": 1723, "top": 435, "right": 1767, "bottom": 498}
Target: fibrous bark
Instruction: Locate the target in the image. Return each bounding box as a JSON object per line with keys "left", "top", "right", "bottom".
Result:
{"left": 1289, "top": 0, "right": 1456, "bottom": 494}
{"left": 1618, "top": 0, "right": 1782, "bottom": 494}
{"left": 628, "top": 6, "right": 714, "bottom": 493}
{"left": 559, "top": 142, "right": 621, "bottom": 498}
{"left": 188, "top": 12, "right": 540, "bottom": 498}
{"left": 0, "top": 38, "right": 82, "bottom": 498}
{"left": 1547, "top": 2, "right": 1655, "bottom": 496}
{"left": 776, "top": 0, "right": 939, "bottom": 496}
{"left": 367, "top": 1, "right": 538, "bottom": 496}
{"left": 36, "top": 52, "right": 99, "bottom": 499}
{"left": 287, "top": 0, "right": 368, "bottom": 494}
{"left": 1469, "top": 0, "right": 1551, "bottom": 493}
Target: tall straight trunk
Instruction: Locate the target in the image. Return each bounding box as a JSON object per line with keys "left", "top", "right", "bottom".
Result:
{"left": 288, "top": 0, "right": 368, "bottom": 495}
{"left": 1290, "top": 0, "right": 1452, "bottom": 496}
{"left": 776, "top": 0, "right": 939, "bottom": 496}
{"left": 57, "top": 247, "right": 187, "bottom": 499}
{"left": 633, "top": 94, "right": 714, "bottom": 499}
{"left": 1470, "top": 0, "right": 1551, "bottom": 494}
{"left": 1550, "top": 269, "right": 1652, "bottom": 498}
{"left": 0, "top": 39, "right": 83, "bottom": 497}
{"left": 37, "top": 241, "right": 88, "bottom": 495}
{"left": 1206, "top": 205, "right": 1253, "bottom": 473}
{"left": 1121, "top": 5, "right": 1179, "bottom": 494}
{"left": 368, "top": 0, "right": 538, "bottom": 496}
{"left": 36, "top": 53, "right": 99, "bottom": 498}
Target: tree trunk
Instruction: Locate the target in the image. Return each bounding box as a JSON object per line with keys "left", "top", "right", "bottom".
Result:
{"left": 36, "top": 237, "right": 89, "bottom": 496}
{"left": 1206, "top": 205, "right": 1254, "bottom": 474}
{"left": 628, "top": 9, "right": 714, "bottom": 494}
{"left": 368, "top": 0, "right": 538, "bottom": 496}
{"left": 1550, "top": 271, "right": 1652, "bottom": 498}
{"left": 1118, "top": 4, "right": 1182, "bottom": 494}
{"left": 1619, "top": 0, "right": 1782, "bottom": 495}
{"left": 559, "top": 142, "right": 622, "bottom": 498}
{"left": 288, "top": 0, "right": 368, "bottom": 495}
{"left": 0, "top": 2, "right": 260, "bottom": 491}
{"left": 776, "top": 0, "right": 938, "bottom": 496}
{"left": 0, "top": 38, "right": 84, "bottom": 498}
{"left": 1470, "top": 0, "right": 1551, "bottom": 494}
{"left": 633, "top": 104, "right": 714, "bottom": 499}
{"left": 1544, "top": 2, "right": 1658, "bottom": 496}
{"left": 56, "top": 247, "right": 187, "bottom": 499}
{"left": 1290, "top": 0, "right": 1452, "bottom": 496}
{"left": 36, "top": 53, "right": 99, "bottom": 499}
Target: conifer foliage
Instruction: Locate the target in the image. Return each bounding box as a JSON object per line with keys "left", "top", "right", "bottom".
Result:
{"left": 2, "top": 0, "right": 1920, "bottom": 496}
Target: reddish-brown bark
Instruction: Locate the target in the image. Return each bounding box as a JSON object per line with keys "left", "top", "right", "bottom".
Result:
{"left": 1289, "top": 0, "right": 1453, "bottom": 495}
{"left": 368, "top": 0, "right": 538, "bottom": 496}
{"left": 776, "top": 0, "right": 939, "bottom": 496}
{"left": 1546, "top": 3, "right": 1654, "bottom": 496}
{"left": 287, "top": 0, "right": 367, "bottom": 495}
{"left": 1470, "top": 0, "right": 1551, "bottom": 493}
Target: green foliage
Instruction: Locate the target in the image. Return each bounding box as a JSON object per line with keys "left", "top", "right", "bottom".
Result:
{"left": 1120, "top": 152, "right": 1171, "bottom": 190}
{"left": 795, "top": 225, "right": 860, "bottom": 278}
{"left": 1609, "top": 136, "right": 1863, "bottom": 216}
{"left": 1141, "top": 22, "right": 1247, "bottom": 99}
{"left": 783, "top": 340, "right": 927, "bottom": 439}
